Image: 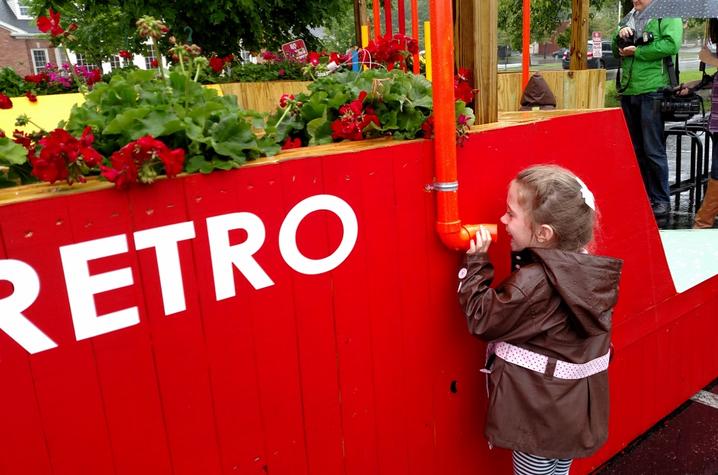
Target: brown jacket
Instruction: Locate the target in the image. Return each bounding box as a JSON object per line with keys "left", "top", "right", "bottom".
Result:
{"left": 458, "top": 248, "right": 623, "bottom": 459}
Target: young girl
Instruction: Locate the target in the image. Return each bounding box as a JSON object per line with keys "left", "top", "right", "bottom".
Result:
{"left": 458, "top": 165, "right": 623, "bottom": 475}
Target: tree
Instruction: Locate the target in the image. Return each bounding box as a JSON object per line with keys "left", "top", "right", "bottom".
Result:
{"left": 498, "top": 0, "right": 608, "bottom": 50}
{"left": 28, "top": 1, "right": 144, "bottom": 65}
{"left": 29, "top": 0, "right": 352, "bottom": 57}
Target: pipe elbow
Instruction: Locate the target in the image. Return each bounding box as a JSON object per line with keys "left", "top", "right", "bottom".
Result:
{"left": 437, "top": 223, "right": 497, "bottom": 251}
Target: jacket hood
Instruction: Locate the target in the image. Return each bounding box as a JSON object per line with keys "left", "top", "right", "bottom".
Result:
{"left": 528, "top": 248, "right": 623, "bottom": 336}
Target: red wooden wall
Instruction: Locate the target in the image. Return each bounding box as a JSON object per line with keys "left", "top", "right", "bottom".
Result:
{"left": 1, "top": 109, "right": 716, "bottom": 474}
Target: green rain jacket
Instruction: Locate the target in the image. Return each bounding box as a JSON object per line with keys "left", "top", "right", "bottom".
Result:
{"left": 612, "top": 17, "right": 683, "bottom": 96}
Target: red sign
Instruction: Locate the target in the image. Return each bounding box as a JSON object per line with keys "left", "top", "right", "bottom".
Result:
{"left": 281, "top": 39, "right": 308, "bottom": 61}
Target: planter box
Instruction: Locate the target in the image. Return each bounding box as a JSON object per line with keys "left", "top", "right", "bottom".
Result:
{"left": 0, "top": 82, "right": 309, "bottom": 134}
{"left": 1, "top": 110, "right": 717, "bottom": 474}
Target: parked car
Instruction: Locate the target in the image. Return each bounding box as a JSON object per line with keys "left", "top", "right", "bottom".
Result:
{"left": 551, "top": 47, "right": 569, "bottom": 59}
{"left": 562, "top": 41, "right": 620, "bottom": 70}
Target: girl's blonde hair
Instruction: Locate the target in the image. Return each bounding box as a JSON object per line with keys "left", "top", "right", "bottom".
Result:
{"left": 514, "top": 165, "right": 597, "bottom": 252}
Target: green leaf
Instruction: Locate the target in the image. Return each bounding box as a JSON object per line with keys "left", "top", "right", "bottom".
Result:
{"left": 186, "top": 155, "right": 214, "bottom": 173}
{"left": 306, "top": 117, "right": 333, "bottom": 145}
{"left": 209, "top": 116, "right": 255, "bottom": 160}
{"left": 0, "top": 137, "right": 27, "bottom": 165}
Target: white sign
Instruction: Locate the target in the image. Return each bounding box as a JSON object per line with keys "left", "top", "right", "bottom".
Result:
{"left": 592, "top": 32, "right": 602, "bottom": 58}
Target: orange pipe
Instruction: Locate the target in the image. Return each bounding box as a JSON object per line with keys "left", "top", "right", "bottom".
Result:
{"left": 411, "top": 0, "right": 419, "bottom": 74}
{"left": 522, "top": 0, "right": 531, "bottom": 88}
{"left": 428, "top": 0, "right": 496, "bottom": 251}
{"left": 373, "top": 0, "right": 381, "bottom": 39}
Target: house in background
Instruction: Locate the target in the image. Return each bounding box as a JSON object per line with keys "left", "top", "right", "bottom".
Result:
{"left": 0, "top": 0, "right": 63, "bottom": 76}
{"left": 0, "top": 0, "right": 158, "bottom": 78}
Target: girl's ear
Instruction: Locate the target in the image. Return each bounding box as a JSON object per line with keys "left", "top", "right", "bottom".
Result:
{"left": 535, "top": 224, "right": 555, "bottom": 246}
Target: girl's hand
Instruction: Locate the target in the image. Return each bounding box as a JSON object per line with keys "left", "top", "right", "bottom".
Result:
{"left": 467, "top": 226, "right": 492, "bottom": 255}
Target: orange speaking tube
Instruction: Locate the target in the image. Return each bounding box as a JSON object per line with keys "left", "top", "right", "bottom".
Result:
{"left": 428, "top": 0, "right": 496, "bottom": 251}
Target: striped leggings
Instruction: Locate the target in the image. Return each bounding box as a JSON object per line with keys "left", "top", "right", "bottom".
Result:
{"left": 512, "top": 451, "right": 572, "bottom": 475}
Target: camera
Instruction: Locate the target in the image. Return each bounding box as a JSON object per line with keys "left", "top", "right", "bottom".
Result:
{"left": 657, "top": 87, "right": 703, "bottom": 122}
{"left": 617, "top": 30, "right": 654, "bottom": 49}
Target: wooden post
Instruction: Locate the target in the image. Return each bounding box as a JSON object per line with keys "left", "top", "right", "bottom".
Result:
{"left": 569, "top": 0, "right": 589, "bottom": 70}
{"left": 454, "top": 0, "right": 497, "bottom": 124}
{"left": 354, "top": 0, "right": 369, "bottom": 47}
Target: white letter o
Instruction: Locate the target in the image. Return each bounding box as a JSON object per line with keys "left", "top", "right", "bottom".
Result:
{"left": 279, "top": 195, "right": 358, "bottom": 275}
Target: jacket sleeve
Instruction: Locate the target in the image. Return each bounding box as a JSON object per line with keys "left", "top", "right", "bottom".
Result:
{"left": 457, "top": 253, "right": 540, "bottom": 342}
{"left": 635, "top": 18, "right": 682, "bottom": 62}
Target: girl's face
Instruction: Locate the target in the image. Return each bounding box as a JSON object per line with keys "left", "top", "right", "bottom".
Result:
{"left": 500, "top": 181, "right": 537, "bottom": 252}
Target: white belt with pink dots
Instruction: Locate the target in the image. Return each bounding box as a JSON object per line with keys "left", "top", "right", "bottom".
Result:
{"left": 493, "top": 341, "right": 610, "bottom": 379}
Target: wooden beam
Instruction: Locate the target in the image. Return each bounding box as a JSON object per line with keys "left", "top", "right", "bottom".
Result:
{"left": 569, "top": 0, "right": 589, "bottom": 70}
{"left": 454, "top": 0, "right": 497, "bottom": 124}
{"left": 354, "top": 0, "right": 369, "bottom": 47}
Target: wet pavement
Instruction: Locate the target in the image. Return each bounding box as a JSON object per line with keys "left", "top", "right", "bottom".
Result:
{"left": 593, "top": 380, "right": 718, "bottom": 474}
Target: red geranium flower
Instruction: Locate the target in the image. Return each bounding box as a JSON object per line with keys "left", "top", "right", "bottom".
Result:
{"left": 0, "top": 93, "right": 13, "bottom": 109}
{"left": 307, "top": 51, "right": 320, "bottom": 66}
{"left": 25, "top": 91, "right": 37, "bottom": 102}
{"left": 279, "top": 93, "right": 295, "bottom": 108}
{"left": 262, "top": 51, "right": 279, "bottom": 61}
{"left": 209, "top": 56, "right": 225, "bottom": 73}
{"left": 37, "top": 8, "right": 65, "bottom": 37}
{"left": 150, "top": 59, "right": 159, "bottom": 68}
{"left": 101, "top": 135, "right": 185, "bottom": 189}
{"left": 330, "top": 91, "right": 380, "bottom": 141}
{"left": 30, "top": 128, "right": 102, "bottom": 184}
{"left": 119, "top": 50, "right": 133, "bottom": 60}
{"left": 281, "top": 137, "right": 302, "bottom": 150}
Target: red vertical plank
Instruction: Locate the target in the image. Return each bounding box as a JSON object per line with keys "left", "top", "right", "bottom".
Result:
{"left": 0, "top": 197, "right": 115, "bottom": 474}
{"left": 127, "top": 180, "right": 222, "bottom": 475}
{"left": 63, "top": 188, "right": 172, "bottom": 475}
{"left": 183, "top": 170, "right": 268, "bottom": 474}
{"left": 397, "top": 0, "right": 406, "bottom": 34}
{"left": 0, "top": 222, "right": 53, "bottom": 474}
{"left": 411, "top": 0, "right": 420, "bottom": 73}
{"left": 392, "top": 142, "right": 437, "bottom": 474}
{"left": 384, "top": 0, "right": 393, "bottom": 36}
{"left": 372, "top": 0, "right": 382, "bottom": 39}
{"left": 278, "top": 158, "right": 346, "bottom": 475}
{"left": 209, "top": 164, "right": 309, "bottom": 475}
{"left": 322, "top": 151, "right": 380, "bottom": 475}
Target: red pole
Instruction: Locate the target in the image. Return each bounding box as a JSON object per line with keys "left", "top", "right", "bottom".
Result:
{"left": 398, "top": 0, "right": 406, "bottom": 35}
{"left": 373, "top": 0, "right": 381, "bottom": 39}
{"left": 384, "top": 0, "right": 393, "bottom": 36}
{"left": 522, "top": 0, "right": 531, "bottom": 88}
{"left": 411, "top": 0, "right": 419, "bottom": 74}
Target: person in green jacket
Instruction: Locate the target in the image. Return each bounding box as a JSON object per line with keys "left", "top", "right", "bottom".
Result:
{"left": 612, "top": 0, "right": 682, "bottom": 219}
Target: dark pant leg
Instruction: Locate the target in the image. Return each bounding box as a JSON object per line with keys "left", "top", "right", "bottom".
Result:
{"left": 621, "top": 95, "right": 652, "bottom": 202}
{"left": 712, "top": 137, "right": 718, "bottom": 180}
{"left": 638, "top": 92, "right": 671, "bottom": 205}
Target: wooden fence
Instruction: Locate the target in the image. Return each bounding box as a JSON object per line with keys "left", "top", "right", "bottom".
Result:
{"left": 498, "top": 69, "right": 607, "bottom": 111}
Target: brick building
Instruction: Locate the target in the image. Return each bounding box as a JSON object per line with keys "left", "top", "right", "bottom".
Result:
{"left": 0, "top": 0, "right": 62, "bottom": 76}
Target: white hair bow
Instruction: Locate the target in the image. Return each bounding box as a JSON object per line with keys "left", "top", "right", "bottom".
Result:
{"left": 575, "top": 177, "right": 595, "bottom": 211}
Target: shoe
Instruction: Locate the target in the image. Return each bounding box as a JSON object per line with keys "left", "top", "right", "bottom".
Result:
{"left": 652, "top": 202, "right": 671, "bottom": 218}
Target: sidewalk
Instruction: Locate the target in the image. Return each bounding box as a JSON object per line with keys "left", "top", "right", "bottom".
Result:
{"left": 593, "top": 379, "right": 718, "bottom": 474}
